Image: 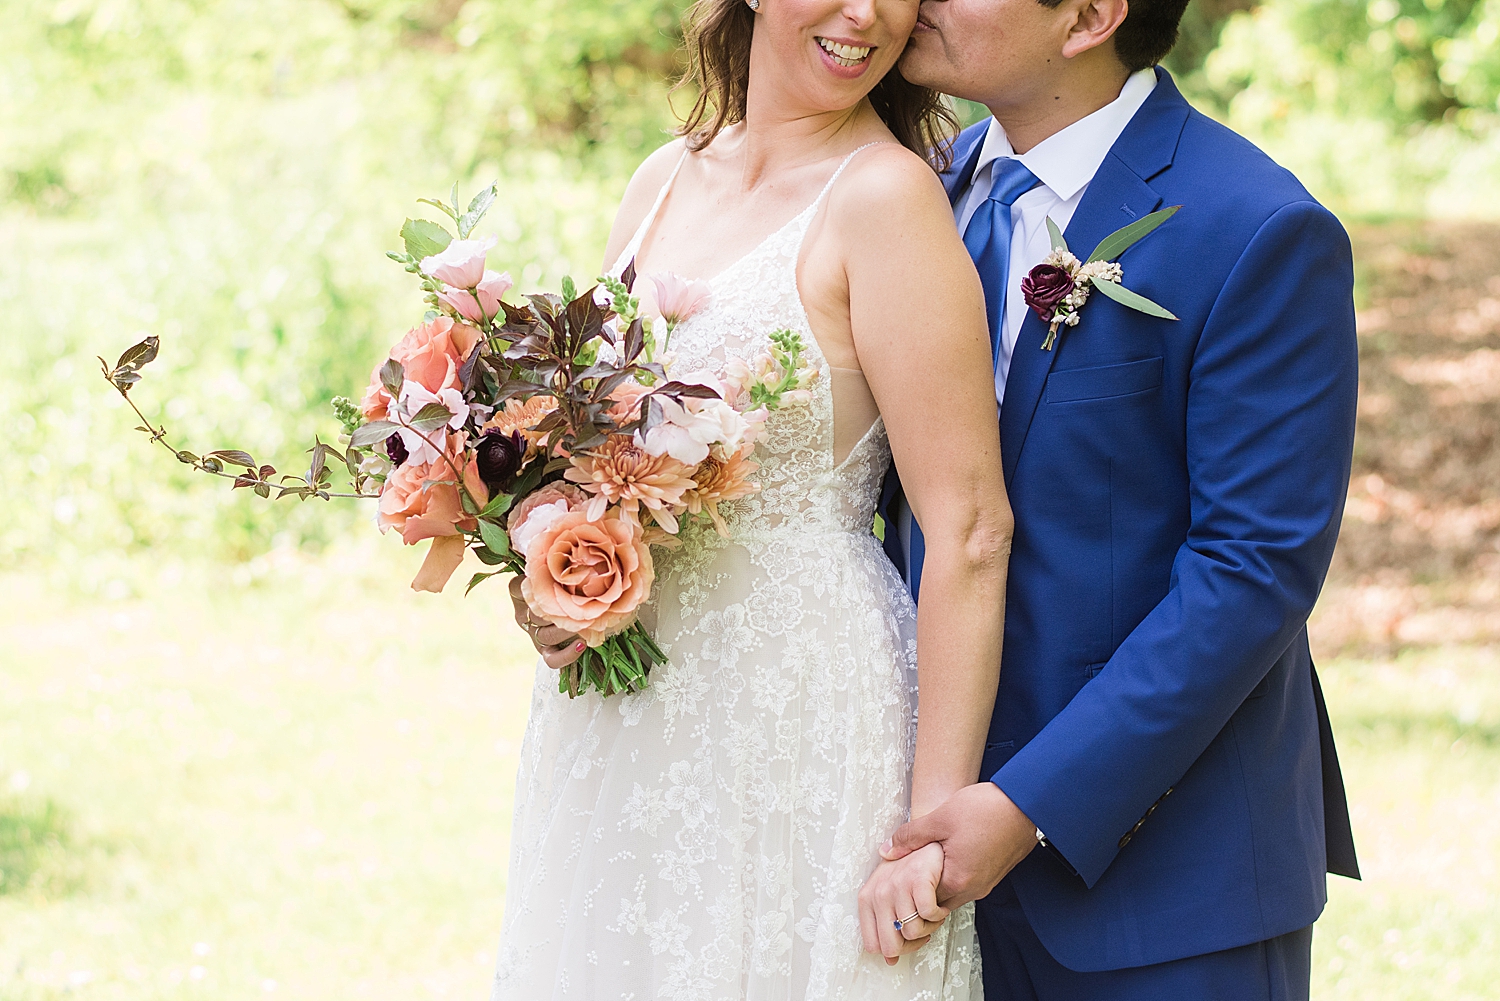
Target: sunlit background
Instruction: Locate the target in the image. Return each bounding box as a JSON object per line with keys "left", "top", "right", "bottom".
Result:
{"left": 2, "top": 0, "right": 1498, "bottom": 998}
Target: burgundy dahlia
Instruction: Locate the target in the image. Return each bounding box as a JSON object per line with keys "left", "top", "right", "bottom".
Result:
{"left": 1021, "top": 264, "right": 1075, "bottom": 321}
{"left": 384, "top": 432, "right": 409, "bottom": 467}
{"left": 476, "top": 428, "right": 527, "bottom": 495}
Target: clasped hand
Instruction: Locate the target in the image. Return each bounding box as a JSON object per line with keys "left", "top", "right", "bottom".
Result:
{"left": 859, "top": 782, "right": 1040, "bottom": 963}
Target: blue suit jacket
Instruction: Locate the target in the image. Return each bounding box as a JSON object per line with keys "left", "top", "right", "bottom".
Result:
{"left": 881, "top": 68, "right": 1359, "bottom": 972}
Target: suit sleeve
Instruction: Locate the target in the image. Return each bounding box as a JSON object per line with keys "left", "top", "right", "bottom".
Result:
{"left": 991, "top": 200, "right": 1360, "bottom": 887}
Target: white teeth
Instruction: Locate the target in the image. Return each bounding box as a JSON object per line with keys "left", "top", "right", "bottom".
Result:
{"left": 817, "top": 37, "right": 872, "bottom": 67}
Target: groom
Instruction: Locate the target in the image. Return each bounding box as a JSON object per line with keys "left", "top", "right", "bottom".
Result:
{"left": 877, "top": 0, "right": 1361, "bottom": 997}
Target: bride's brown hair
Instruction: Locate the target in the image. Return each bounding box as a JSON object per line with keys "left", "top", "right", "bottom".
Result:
{"left": 673, "top": 0, "right": 957, "bottom": 171}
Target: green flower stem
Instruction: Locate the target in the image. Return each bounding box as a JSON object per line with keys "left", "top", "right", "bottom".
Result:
{"left": 559, "top": 621, "right": 668, "bottom": 698}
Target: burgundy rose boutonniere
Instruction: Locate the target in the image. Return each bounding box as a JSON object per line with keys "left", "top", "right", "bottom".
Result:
{"left": 1024, "top": 207, "right": 1182, "bottom": 350}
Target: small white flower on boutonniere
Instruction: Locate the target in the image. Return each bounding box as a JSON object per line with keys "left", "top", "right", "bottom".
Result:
{"left": 1022, "top": 207, "right": 1182, "bottom": 350}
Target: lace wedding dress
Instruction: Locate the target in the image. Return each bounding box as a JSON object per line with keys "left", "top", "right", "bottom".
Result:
{"left": 491, "top": 146, "right": 982, "bottom": 1001}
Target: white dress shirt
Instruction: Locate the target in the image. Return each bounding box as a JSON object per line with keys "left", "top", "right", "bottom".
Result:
{"left": 954, "top": 68, "right": 1158, "bottom": 406}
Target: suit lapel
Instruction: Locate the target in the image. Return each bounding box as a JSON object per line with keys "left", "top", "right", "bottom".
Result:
{"left": 998, "top": 71, "right": 1190, "bottom": 487}
{"left": 942, "top": 122, "right": 989, "bottom": 206}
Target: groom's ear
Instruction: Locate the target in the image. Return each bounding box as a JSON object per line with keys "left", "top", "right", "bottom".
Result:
{"left": 1059, "top": 0, "right": 1130, "bottom": 62}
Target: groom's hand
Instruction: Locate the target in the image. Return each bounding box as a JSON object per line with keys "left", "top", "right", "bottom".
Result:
{"left": 881, "top": 782, "right": 1038, "bottom": 908}
{"left": 510, "top": 577, "right": 586, "bottom": 670}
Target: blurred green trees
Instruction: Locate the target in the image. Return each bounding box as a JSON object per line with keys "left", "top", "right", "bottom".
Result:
{"left": 1181, "top": 0, "right": 1500, "bottom": 214}
{"left": 2, "top": 0, "right": 1496, "bottom": 580}
{"left": 0, "top": 0, "right": 684, "bottom": 576}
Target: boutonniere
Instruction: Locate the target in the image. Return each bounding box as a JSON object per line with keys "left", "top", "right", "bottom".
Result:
{"left": 1022, "top": 207, "right": 1181, "bottom": 350}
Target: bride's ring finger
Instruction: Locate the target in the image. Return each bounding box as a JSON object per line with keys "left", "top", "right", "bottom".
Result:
{"left": 894, "top": 909, "right": 931, "bottom": 943}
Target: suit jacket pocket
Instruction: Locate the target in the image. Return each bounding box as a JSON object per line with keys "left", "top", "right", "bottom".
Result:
{"left": 1046, "top": 356, "right": 1163, "bottom": 404}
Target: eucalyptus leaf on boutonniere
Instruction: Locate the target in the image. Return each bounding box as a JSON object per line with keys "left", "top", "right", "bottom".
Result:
{"left": 1023, "top": 207, "right": 1182, "bottom": 350}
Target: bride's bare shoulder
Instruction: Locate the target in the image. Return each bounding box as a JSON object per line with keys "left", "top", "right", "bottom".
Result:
{"left": 826, "top": 143, "right": 954, "bottom": 245}
{"left": 602, "top": 139, "right": 690, "bottom": 268}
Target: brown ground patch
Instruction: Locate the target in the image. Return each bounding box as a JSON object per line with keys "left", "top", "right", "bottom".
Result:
{"left": 1312, "top": 221, "right": 1500, "bottom": 655}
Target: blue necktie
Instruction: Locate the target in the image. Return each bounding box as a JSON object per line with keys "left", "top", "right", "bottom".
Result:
{"left": 962, "top": 158, "right": 1041, "bottom": 370}
{"left": 901, "top": 158, "right": 1039, "bottom": 603}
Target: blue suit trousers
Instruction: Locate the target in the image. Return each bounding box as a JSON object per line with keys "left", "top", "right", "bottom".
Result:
{"left": 977, "top": 879, "right": 1313, "bottom": 1001}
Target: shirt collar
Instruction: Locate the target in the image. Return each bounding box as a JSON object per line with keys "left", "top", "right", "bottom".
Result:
{"left": 973, "top": 67, "right": 1158, "bottom": 202}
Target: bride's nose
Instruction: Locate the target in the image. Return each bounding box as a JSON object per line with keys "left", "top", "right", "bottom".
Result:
{"left": 840, "top": 0, "right": 878, "bottom": 30}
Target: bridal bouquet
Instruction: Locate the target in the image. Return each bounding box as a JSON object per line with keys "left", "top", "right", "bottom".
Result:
{"left": 103, "top": 185, "right": 817, "bottom": 697}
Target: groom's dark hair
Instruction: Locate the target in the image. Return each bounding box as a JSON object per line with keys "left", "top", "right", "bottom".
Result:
{"left": 1039, "top": 0, "right": 1192, "bottom": 72}
{"left": 674, "top": 0, "right": 958, "bottom": 170}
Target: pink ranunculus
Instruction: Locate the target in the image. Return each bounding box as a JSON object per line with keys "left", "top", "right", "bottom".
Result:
{"left": 421, "top": 236, "right": 497, "bottom": 289}
{"left": 520, "top": 509, "right": 654, "bottom": 646}
{"left": 360, "top": 316, "right": 482, "bottom": 420}
{"left": 436, "top": 269, "right": 513, "bottom": 323}
{"left": 647, "top": 272, "right": 712, "bottom": 326}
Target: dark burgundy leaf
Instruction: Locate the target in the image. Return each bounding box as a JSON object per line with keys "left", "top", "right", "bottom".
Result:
{"left": 409, "top": 402, "right": 455, "bottom": 433}
{"left": 533, "top": 410, "right": 566, "bottom": 433}
{"left": 652, "top": 381, "right": 722, "bottom": 401}
{"left": 621, "top": 258, "right": 638, "bottom": 292}
{"left": 458, "top": 344, "right": 483, "bottom": 393}
{"left": 573, "top": 428, "right": 608, "bottom": 451}
{"left": 591, "top": 371, "right": 634, "bottom": 402}
{"left": 114, "top": 336, "right": 160, "bottom": 373}
{"left": 349, "top": 420, "right": 399, "bottom": 448}
{"left": 642, "top": 396, "right": 665, "bottom": 433}
{"left": 207, "top": 449, "right": 257, "bottom": 467}
{"left": 379, "top": 358, "right": 405, "bottom": 396}
{"left": 623, "top": 318, "right": 644, "bottom": 363}
{"left": 565, "top": 291, "right": 603, "bottom": 350}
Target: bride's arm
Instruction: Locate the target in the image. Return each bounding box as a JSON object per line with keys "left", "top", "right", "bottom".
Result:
{"left": 836, "top": 148, "right": 1012, "bottom": 818}
{"left": 599, "top": 139, "right": 688, "bottom": 273}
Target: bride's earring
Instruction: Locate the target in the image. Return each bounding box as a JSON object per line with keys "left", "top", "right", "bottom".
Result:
{"left": 746, "top": 0, "right": 760, "bottom": 10}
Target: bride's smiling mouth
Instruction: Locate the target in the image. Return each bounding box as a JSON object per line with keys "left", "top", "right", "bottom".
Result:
{"left": 815, "top": 36, "right": 875, "bottom": 76}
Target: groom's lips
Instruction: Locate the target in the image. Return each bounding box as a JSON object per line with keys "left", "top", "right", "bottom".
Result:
{"left": 914, "top": 9, "right": 938, "bottom": 32}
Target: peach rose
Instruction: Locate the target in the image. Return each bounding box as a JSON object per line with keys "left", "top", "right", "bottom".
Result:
{"left": 376, "top": 434, "right": 486, "bottom": 546}
{"left": 508, "top": 482, "right": 588, "bottom": 556}
{"left": 360, "top": 316, "right": 483, "bottom": 420}
{"left": 605, "top": 380, "right": 651, "bottom": 423}
{"left": 520, "top": 510, "right": 654, "bottom": 646}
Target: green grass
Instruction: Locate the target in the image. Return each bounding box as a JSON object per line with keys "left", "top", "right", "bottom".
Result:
{"left": 0, "top": 545, "right": 1495, "bottom": 999}
{"left": 0, "top": 542, "right": 536, "bottom": 1000}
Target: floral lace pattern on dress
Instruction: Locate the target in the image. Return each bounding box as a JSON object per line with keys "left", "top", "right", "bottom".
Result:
{"left": 491, "top": 146, "right": 982, "bottom": 1001}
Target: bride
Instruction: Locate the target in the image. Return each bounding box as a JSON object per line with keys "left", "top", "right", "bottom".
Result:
{"left": 493, "top": 0, "right": 1011, "bottom": 997}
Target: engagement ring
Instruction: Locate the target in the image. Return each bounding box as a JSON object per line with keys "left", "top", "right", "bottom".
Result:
{"left": 893, "top": 910, "right": 922, "bottom": 931}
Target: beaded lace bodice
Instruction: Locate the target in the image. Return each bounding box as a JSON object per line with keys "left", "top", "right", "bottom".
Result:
{"left": 612, "top": 146, "right": 892, "bottom": 543}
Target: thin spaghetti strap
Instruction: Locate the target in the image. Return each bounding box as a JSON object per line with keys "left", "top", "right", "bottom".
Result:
{"left": 808, "top": 141, "right": 890, "bottom": 212}
{"left": 614, "top": 149, "right": 690, "bottom": 273}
